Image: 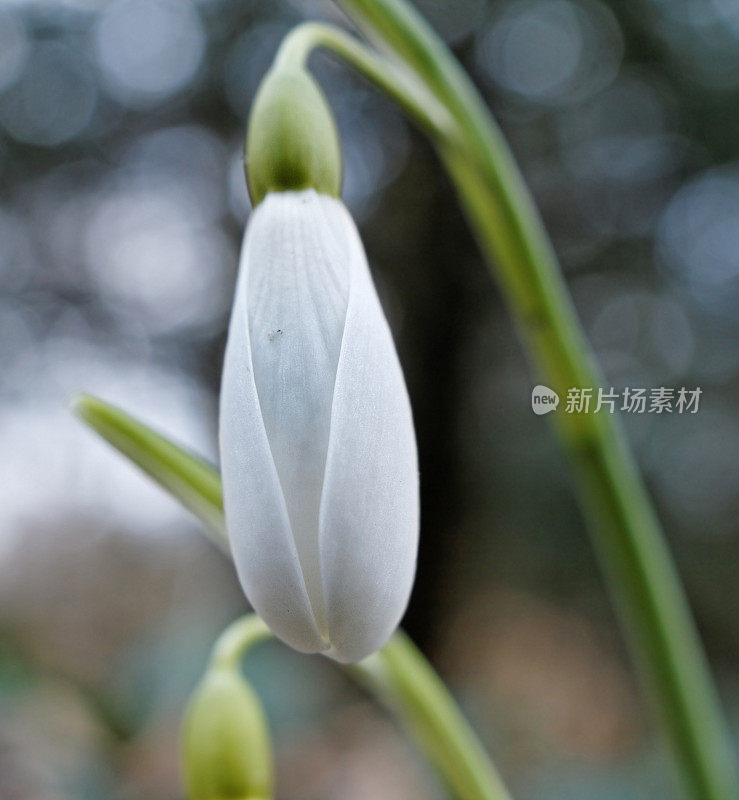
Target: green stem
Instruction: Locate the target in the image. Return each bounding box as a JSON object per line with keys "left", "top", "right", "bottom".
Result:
{"left": 210, "top": 615, "right": 273, "bottom": 671}
{"left": 274, "top": 22, "right": 460, "bottom": 146}
{"left": 312, "top": 3, "right": 737, "bottom": 798}
{"left": 440, "top": 149, "right": 737, "bottom": 799}
{"left": 352, "top": 631, "right": 513, "bottom": 800}
{"left": 211, "top": 616, "right": 512, "bottom": 800}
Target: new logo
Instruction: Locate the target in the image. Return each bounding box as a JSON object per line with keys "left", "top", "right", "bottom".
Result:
{"left": 531, "top": 385, "right": 559, "bottom": 415}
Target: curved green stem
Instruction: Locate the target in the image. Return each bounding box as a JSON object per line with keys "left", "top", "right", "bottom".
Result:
{"left": 315, "top": 3, "right": 738, "bottom": 798}
{"left": 274, "top": 22, "right": 460, "bottom": 146}
{"left": 210, "top": 616, "right": 511, "bottom": 800}
{"left": 210, "top": 615, "right": 273, "bottom": 671}
{"left": 352, "top": 631, "right": 512, "bottom": 800}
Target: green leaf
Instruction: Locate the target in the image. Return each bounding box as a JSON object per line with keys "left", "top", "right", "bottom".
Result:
{"left": 71, "top": 394, "right": 228, "bottom": 552}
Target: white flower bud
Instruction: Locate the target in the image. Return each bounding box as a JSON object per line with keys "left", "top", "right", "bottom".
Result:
{"left": 219, "top": 189, "right": 419, "bottom": 663}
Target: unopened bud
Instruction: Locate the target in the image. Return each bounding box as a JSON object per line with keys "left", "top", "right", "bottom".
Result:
{"left": 182, "top": 665, "right": 273, "bottom": 800}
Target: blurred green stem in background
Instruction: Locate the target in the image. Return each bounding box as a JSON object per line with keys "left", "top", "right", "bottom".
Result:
{"left": 322, "top": 2, "right": 738, "bottom": 798}
{"left": 74, "top": 399, "right": 514, "bottom": 800}
{"left": 72, "top": 393, "right": 227, "bottom": 551}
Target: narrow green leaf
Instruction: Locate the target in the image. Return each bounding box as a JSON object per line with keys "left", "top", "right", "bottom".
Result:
{"left": 71, "top": 394, "right": 228, "bottom": 552}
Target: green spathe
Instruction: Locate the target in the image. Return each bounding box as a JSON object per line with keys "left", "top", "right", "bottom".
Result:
{"left": 182, "top": 665, "right": 273, "bottom": 800}
{"left": 246, "top": 67, "right": 341, "bottom": 205}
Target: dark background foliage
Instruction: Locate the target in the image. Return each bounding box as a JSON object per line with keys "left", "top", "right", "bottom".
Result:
{"left": 0, "top": 0, "right": 737, "bottom": 798}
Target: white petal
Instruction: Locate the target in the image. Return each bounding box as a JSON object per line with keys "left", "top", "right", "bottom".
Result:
{"left": 221, "top": 189, "right": 419, "bottom": 662}
{"left": 220, "top": 191, "right": 343, "bottom": 652}
{"left": 247, "top": 191, "right": 351, "bottom": 639}
{"left": 319, "top": 203, "right": 420, "bottom": 663}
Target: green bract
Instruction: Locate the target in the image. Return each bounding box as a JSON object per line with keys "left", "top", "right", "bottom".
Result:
{"left": 182, "top": 666, "right": 273, "bottom": 800}
{"left": 246, "top": 66, "right": 341, "bottom": 205}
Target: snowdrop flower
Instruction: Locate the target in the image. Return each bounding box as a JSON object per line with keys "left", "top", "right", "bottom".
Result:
{"left": 220, "top": 188, "right": 419, "bottom": 663}
{"left": 219, "top": 62, "right": 418, "bottom": 663}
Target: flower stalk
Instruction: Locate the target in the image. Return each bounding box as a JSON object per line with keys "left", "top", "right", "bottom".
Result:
{"left": 273, "top": 23, "right": 459, "bottom": 146}
{"left": 196, "top": 615, "right": 513, "bottom": 800}
{"left": 352, "top": 631, "right": 513, "bottom": 800}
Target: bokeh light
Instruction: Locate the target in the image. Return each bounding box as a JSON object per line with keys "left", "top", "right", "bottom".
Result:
{"left": 0, "top": 8, "right": 28, "bottom": 93}
{"left": 0, "top": 42, "right": 96, "bottom": 145}
{"left": 94, "top": 0, "right": 205, "bottom": 107}
{"left": 83, "top": 181, "right": 235, "bottom": 334}
{"left": 475, "top": 0, "right": 623, "bottom": 107}
{"left": 223, "top": 22, "right": 290, "bottom": 119}
{"left": 643, "top": 0, "right": 739, "bottom": 89}
{"left": 656, "top": 166, "right": 739, "bottom": 318}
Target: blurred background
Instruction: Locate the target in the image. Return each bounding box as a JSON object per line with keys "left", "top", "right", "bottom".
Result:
{"left": 0, "top": 0, "right": 737, "bottom": 797}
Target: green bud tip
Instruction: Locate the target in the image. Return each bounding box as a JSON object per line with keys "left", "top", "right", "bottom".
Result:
{"left": 245, "top": 66, "right": 342, "bottom": 206}
{"left": 182, "top": 665, "right": 273, "bottom": 800}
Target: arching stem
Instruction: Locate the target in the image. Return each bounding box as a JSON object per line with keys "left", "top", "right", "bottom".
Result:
{"left": 274, "top": 22, "right": 460, "bottom": 146}
{"left": 208, "top": 616, "right": 513, "bottom": 800}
